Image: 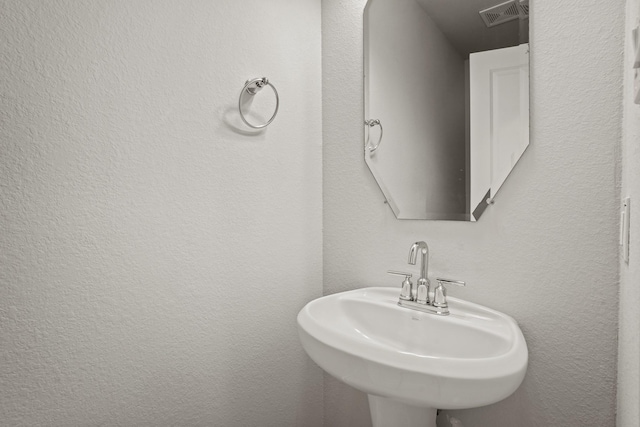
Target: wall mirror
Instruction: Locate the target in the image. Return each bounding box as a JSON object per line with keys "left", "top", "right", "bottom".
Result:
{"left": 364, "top": 0, "right": 530, "bottom": 220}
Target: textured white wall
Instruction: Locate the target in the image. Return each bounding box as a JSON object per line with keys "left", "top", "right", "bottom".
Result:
{"left": 617, "top": 0, "right": 640, "bottom": 424}
{"left": 0, "top": 1, "right": 323, "bottom": 426}
{"left": 323, "top": 0, "right": 623, "bottom": 426}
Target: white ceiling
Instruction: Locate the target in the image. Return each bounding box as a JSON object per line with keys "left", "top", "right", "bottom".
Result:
{"left": 414, "top": 0, "right": 526, "bottom": 57}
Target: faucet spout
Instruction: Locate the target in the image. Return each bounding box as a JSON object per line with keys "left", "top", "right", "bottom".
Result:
{"left": 408, "top": 241, "right": 429, "bottom": 283}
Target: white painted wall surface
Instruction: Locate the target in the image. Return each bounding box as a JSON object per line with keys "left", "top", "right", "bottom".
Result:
{"left": 365, "top": 0, "right": 466, "bottom": 219}
{"left": 0, "top": 1, "right": 323, "bottom": 426}
{"left": 617, "top": 0, "right": 640, "bottom": 424}
{"left": 323, "top": 0, "right": 623, "bottom": 426}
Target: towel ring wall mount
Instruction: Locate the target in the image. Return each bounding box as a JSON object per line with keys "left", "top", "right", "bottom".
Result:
{"left": 238, "top": 77, "right": 280, "bottom": 129}
{"left": 365, "top": 119, "right": 383, "bottom": 152}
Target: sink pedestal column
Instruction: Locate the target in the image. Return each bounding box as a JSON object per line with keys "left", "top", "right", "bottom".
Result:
{"left": 368, "top": 395, "right": 437, "bottom": 427}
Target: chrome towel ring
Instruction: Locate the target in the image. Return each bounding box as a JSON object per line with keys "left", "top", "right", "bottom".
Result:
{"left": 364, "top": 119, "right": 383, "bottom": 152}
{"left": 238, "top": 77, "right": 280, "bottom": 129}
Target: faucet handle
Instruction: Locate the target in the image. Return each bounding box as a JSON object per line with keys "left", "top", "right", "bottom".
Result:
{"left": 387, "top": 270, "right": 413, "bottom": 278}
{"left": 435, "top": 278, "right": 466, "bottom": 287}
{"left": 432, "top": 278, "right": 466, "bottom": 309}
{"left": 387, "top": 270, "right": 413, "bottom": 301}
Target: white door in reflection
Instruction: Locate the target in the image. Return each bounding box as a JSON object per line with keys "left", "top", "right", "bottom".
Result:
{"left": 470, "top": 43, "right": 530, "bottom": 217}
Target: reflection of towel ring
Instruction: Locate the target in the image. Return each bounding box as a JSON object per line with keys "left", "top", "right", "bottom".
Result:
{"left": 364, "top": 119, "right": 383, "bottom": 152}
{"left": 238, "top": 77, "right": 280, "bottom": 129}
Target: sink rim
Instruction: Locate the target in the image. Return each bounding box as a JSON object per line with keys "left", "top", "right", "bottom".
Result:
{"left": 297, "top": 286, "right": 528, "bottom": 381}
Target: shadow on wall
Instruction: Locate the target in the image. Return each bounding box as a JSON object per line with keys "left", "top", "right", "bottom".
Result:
{"left": 221, "top": 105, "right": 266, "bottom": 136}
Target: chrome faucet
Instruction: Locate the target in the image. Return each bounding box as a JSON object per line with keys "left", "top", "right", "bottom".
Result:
{"left": 408, "top": 241, "right": 430, "bottom": 304}
{"left": 387, "top": 241, "right": 466, "bottom": 316}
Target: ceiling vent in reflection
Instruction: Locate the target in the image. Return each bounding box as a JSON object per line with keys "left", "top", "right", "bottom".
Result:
{"left": 479, "top": 0, "right": 528, "bottom": 28}
{"left": 517, "top": 0, "right": 529, "bottom": 17}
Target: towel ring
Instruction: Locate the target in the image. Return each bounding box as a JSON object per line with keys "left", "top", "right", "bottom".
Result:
{"left": 364, "top": 119, "right": 383, "bottom": 152}
{"left": 238, "top": 77, "right": 280, "bottom": 129}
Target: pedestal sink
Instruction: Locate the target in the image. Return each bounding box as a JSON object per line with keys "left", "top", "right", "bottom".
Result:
{"left": 297, "top": 287, "right": 528, "bottom": 427}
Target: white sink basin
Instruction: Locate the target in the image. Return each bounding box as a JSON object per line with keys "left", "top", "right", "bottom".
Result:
{"left": 297, "top": 287, "right": 528, "bottom": 426}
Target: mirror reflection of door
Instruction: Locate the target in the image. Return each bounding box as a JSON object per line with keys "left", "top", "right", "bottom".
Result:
{"left": 470, "top": 44, "right": 530, "bottom": 218}
{"left": 364, "top": 0, "right": 530, "bottom": 221}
